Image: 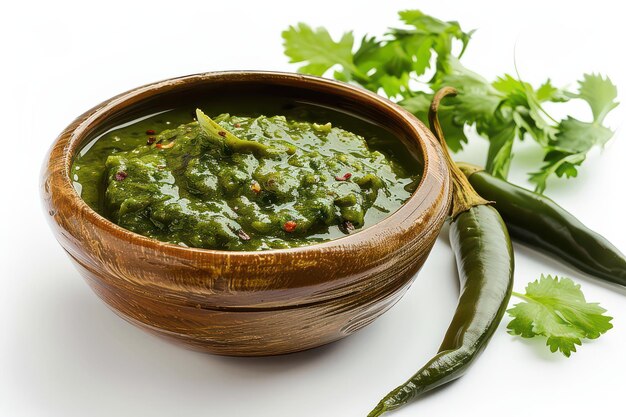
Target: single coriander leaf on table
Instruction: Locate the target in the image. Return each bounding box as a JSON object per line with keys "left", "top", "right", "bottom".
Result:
{"left": 507, "top": 275, "right": 613, "bottom": 357}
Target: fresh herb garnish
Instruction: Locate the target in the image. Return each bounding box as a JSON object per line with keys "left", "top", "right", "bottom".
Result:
{"left": 507, "top": 275, "right": 613, "bottom": 357}
{"left": 196, "top": 108, "right": 276, "bottom": 157}
{"left": 282, "top": 10, "right": 619, "bottom": 192}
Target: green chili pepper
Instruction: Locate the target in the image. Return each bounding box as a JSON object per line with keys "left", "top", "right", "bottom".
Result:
{"left": 458, "top": 163, "right": 626, "bottom": 287}
{"left": 368, "top": 87, "right": 514, "bottom": 416}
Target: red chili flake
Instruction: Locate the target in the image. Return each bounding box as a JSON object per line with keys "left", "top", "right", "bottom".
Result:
{"left": 340, "top": 220, "right": 355, "bottom": 234}
{"left": 114, "top": 171, "right": 128, "bottom": 181}
{"left": 283, "top": 220, "right": 297, "bottom": 233}
{"left": 266, "top": 177, "right": 277, "bottom": 188}
{"left": 146, "top": 129, "right": 156, "bottom": 135}
{"left": 250, "top": 182, "right": 261, "bottom": 193}
{"left": 335, "top": 172, "right": 352, "bottom": 181}
{"left": 237, "top": 229, "right": 251, "bottom": 241}
{"left": 234, "top": 123, "right": 241, "bottom": 128}
{"left": 146, "top": 136, "right": 156, "bottom": 145}
{"left": 218, "top": 131, "right": 227, "bottom": 137}
{"left": 156, "top": 141, "right": 175, "bottom": 149}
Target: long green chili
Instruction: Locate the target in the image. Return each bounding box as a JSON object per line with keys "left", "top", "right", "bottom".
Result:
{"left": 458, "top": 163, "right": 626, "bottom": 287}
{"left": 368, "top": 87, "right": 514, "bottom": 416}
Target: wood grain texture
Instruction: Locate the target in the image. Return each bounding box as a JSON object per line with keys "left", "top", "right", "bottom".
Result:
{"left": 41, "top": 71, "right": 451, "bottom": 356}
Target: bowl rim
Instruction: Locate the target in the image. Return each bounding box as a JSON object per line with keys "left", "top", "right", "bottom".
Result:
{"left": 46, "top": 70, "right": 449, "bottom": 258}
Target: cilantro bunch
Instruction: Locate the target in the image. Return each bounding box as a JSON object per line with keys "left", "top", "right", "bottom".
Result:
{"left": 282, "top": 10, "right": 619, "bottom": 192}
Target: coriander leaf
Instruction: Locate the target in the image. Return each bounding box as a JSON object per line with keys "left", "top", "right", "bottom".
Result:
{"left": 528, "top": 151, "right": 586, "bottom": 194}
{"left": 398, "top": 9, "right": 452, "bottom": 34}
{"left": 435, "top": 63, "right": 563, "bottom": 181}
{"left": 554, "top": 117, "right": 614, "bottom": 153}
{"left": 529, "top": 74, "right": 618, "bottom": 192}
{"left": 574, "top": 73, "right": 619, "bottom": 123}
{"left": 352, "top": 35, "right": 380, "bottom": 65}
{"left": 536, "top": 79, "right": 569, "bottom": 103}
{"left": 493, "top": 74, "right": 558, "bottom": 147}
{"left": 484, "top": 122, "right": 518, "bottom": 179}
{"left": 397, "top": 9, "right": 472, "bottom": 65}
{"left": 283, "top": 11, "right": 619, "bottom": 193}
{"left": 440, "top": 59, "right": 502, "bottom": 125}
{"left": 377, "top": 72, "right": 412, "bottom": 98}
{"left": 507, "top": 275, "right": 613, "bottom": 357}
{"left": 558, "top": 74, "right": 618, "bottom": 151}
{"left": 282, "top": 23, "right": 359, "bottom": 79}
{"left": 430, "top": 59, "right": 507, "bottom": 157}
{"left": 521, "top": 82, "right": 559, "bottom": 146}
{"left": 352, "top": 11, "right": 471, "bottom": 98}
{"left": 353, "top": 39, "right": 417, "bottom": 97}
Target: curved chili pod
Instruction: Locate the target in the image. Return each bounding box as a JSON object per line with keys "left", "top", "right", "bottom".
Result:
{"left": 368, "top": 205, "right": 514, "bottom": 416}
{"left": 459, "top": 164, "right": 626, "bottom": 287}
{"left": 368, "top": 87, "right": 514, "bottom": 416}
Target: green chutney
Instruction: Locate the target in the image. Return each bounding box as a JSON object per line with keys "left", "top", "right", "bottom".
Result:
{"left": 71, "top": 108, "right": 421, "bottom": 250}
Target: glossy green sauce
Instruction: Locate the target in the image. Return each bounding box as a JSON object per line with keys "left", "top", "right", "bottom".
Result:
{"left": 72, "top": 107, "right": 421, "bottom": 250}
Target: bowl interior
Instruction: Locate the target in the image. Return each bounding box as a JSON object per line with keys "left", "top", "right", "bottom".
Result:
{"left": 73, "top": 75, "right": 425, "bottom": 197}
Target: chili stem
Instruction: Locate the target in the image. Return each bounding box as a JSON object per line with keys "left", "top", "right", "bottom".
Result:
{"left": 428, "top": 87, "right": 490, "bottom": 218}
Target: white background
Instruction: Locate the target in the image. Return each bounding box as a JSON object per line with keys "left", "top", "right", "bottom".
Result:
{"left": 2, "top": 1, "right": 626, "bottom": 416}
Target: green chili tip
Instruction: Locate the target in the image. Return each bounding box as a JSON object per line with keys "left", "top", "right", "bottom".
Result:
{"left": 458, "top": 162, "right": 626, "bottom": 287}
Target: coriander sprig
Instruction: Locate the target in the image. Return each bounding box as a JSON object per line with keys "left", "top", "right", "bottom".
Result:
{"left": 282, "top": 10, "right": 619, "bottom": 193}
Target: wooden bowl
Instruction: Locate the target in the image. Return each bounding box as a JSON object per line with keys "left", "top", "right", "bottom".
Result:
{"left": 41, "top": 71, "right": 451, "bottom": 356}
